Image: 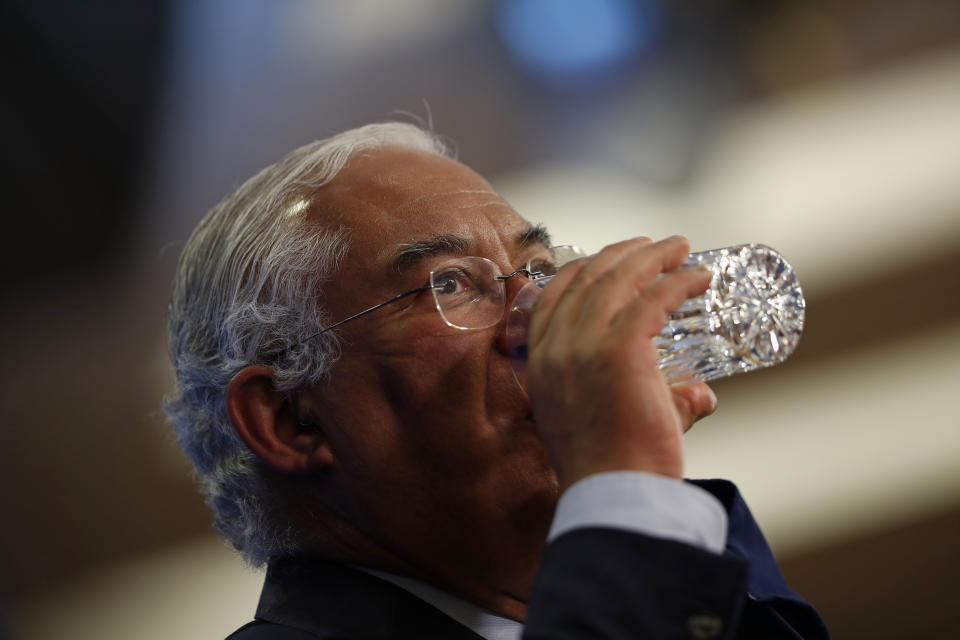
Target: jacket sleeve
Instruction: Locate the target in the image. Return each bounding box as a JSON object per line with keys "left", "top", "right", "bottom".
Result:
{"left": 523, "top": 527, "right": 750, "bottom": 640}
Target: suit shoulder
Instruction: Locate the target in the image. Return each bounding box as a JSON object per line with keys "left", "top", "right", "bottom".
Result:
{"left": 227, "top": 619, "right": 322, "bottom": 639}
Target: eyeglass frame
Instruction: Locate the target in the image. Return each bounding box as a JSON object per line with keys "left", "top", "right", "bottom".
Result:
{"left": 293, "top": 246, "right": 581, "bottom": 345}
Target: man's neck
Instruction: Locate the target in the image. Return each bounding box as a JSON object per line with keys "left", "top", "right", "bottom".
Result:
{"left": 338, "top": 544, "right": 533, "bottom": 621}
{"left": 301, "top": 516, "right": 538, "bottom": 622}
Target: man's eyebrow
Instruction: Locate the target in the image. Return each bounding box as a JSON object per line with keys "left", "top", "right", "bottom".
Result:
{"left": 392, "top": 234, "right": 470, "bottom": 273}
{"left": 519, "top": 223, "right": 552, "bottom": 249}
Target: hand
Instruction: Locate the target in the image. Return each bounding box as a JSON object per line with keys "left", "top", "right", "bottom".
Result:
{"left": 526, "top": 236, "right": 716, "bottom": 490}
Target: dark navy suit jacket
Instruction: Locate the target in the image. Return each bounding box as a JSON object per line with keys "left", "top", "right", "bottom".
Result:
{"left": 228, "top": 480, "right": 829, "bottom": 639}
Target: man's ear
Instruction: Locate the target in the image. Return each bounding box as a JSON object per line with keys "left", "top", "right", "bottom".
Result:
{"left": 226, "top": 365, "right": 335, "bottom": 474}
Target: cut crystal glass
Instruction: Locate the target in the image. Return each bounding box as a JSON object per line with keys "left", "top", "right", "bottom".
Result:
{"left": 505, "top": 243, "right": 806, "bottom": 389}
{"left": 656, "top": 244, "right": 806, "bottom": 384}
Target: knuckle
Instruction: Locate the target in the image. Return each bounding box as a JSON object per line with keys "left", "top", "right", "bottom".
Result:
{"left": 592, "top": 269, "right": 618, "bottom": 289}
{"left": 608, "top": 236, "right": 651, "bottom": 251}
{"left": 630, "top": 294, "right": 669, "bottom": 332}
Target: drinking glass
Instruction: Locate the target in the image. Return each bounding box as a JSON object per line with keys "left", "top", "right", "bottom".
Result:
{"left": 506, "top": 244, "right": 806, "bottom": 390}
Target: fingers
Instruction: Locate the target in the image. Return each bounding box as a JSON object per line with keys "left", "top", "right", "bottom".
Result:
{"left": 611, "top": 264, "right": 713, "bottom": 340}
{"left": 523, "top": 235, "right": 716, "bottom": 484}
{"left": 566, "top": 236, "right": 688, "bottom": 331}
{"left": 529, "top": 236, "right": 650, "bottom": 340}
{"left": 530, "top": 236, "right": 694, "bottom": 347}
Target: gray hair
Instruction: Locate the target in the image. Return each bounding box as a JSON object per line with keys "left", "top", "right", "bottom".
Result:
{"left": 164, "top": 122, "right": 452, "bottom": 565}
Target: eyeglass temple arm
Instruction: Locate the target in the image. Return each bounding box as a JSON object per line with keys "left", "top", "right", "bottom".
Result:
{"left": 298, "top": 283, "right": 437, "bottom": 344}
{"left": 287, "top": 266, "right": 545, "bottom": 353}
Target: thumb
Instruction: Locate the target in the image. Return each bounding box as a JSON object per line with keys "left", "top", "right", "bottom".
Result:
{"left": 671, "top": 382, "right": 718, "bottom": 433}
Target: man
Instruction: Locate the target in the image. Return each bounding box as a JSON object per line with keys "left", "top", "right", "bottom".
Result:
{"left": 166, "top": 122, "right": 829, "bottom": 639}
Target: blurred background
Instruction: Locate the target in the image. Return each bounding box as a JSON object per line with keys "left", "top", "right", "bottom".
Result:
{"left": 2, "top": 0, "right": 959, "bottom": 638}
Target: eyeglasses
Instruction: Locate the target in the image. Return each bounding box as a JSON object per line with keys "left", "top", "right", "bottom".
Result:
{"left": 299, "top": 245, "right": 584, "bottom": 343}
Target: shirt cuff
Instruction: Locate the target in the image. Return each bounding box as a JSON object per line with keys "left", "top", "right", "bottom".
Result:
{"left": 548, "top": 471, "right": 728, "bottom": 554}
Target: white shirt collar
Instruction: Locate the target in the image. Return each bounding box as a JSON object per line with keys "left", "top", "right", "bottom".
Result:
{"left": 358, "top": 567, "right": 523, "bottom": 640}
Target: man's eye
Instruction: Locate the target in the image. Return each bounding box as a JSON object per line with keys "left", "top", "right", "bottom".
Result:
{"left": 433, "top": 269, "right": 476, "bottom": 296}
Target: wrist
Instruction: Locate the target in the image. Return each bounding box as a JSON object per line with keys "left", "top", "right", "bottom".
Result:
{"left": 553, "top": 450, "right": 683, "bottom": 492}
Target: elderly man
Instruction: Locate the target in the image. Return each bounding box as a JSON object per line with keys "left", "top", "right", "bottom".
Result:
{"left": 166, "top": 123, "right": 828, "bottom": 639}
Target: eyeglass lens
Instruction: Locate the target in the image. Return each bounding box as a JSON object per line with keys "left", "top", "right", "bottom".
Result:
{"left": 429, "top": 246, "right": 584, "bottom": 331}
{"left": 430, "top": 257, "right": 505, "bottom": 330}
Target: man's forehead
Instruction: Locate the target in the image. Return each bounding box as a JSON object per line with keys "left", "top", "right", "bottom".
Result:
{"left": 310, "top": 147, "right": 546, "bottom": 263}
{"left": 389, "top": 190, "right": 503, "bottom": 218}
{"left": 338, "top": 147, "right": 493, "bottom": 195}
{"left": 311, "top": 148, "right": 501, "bottom": 220}
{"left": 342, "top": 186, "right": 530, "bottom": 248}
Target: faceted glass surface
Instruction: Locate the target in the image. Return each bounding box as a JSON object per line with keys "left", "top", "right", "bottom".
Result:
{"left": 506, "top": 243, "right": 806, "bottom": 391}
{"left": 656, "top": 244, "right": 806, "bottom": 384}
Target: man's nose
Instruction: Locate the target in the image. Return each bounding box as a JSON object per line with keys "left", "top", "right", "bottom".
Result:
{"left": 493, "top": 271, "right": 538, "bottom": 356}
